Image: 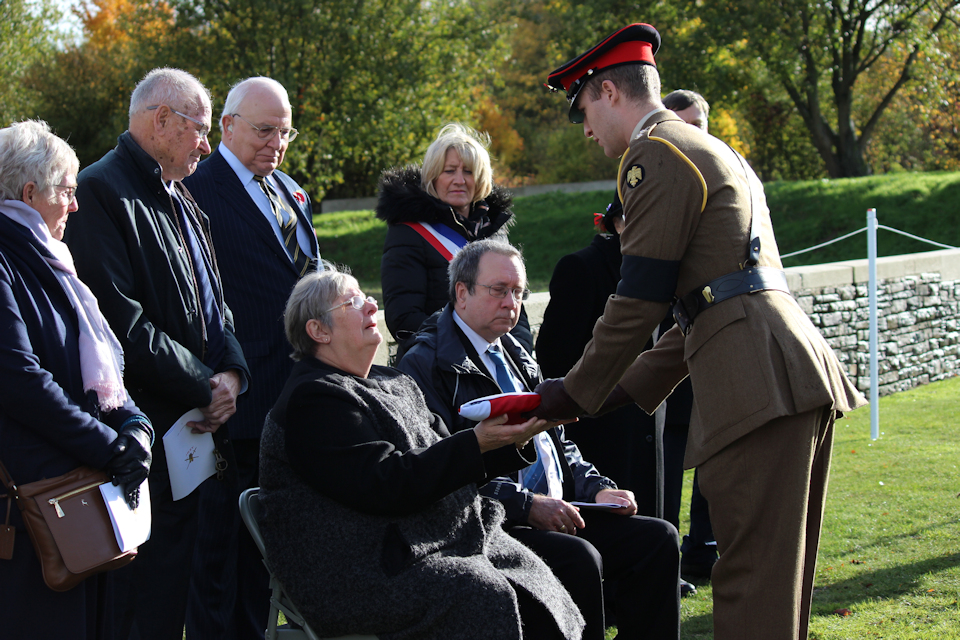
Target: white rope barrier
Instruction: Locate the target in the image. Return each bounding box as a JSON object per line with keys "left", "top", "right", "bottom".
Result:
{"left": 779, "top": 212, "right": 958, "bottom": 441}
{"left": 780, "top": 224, "right": 957, "bottom": 259}
{"left": 877, "top": 225, "right": 958, "bottom": 251}
{"left": 780, "top": 227, "right": 867, "bottom": 258}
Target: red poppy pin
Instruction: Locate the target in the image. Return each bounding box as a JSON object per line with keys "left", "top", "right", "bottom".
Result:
{"left": 293, "top": 191, "right": 306, "bottom": 204}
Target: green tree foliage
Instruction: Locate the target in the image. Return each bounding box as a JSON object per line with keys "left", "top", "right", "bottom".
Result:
{"left": 0, "top": 0, "right": 59, "bottom": 125}
{"left": 693, "top": 0, "right": 960, "bottom": 178}
{"left": 168, "top": 0, "right": 505, "bottom": 199}
{"left": 483, "top": 1, "right": 765, "bottom": 184}
{"left": 22, "top": 0, "right": 504, "bottom": 199}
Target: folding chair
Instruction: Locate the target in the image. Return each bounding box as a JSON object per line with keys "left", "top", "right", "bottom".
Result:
{"left": 239, "top": 488, "right": 377, "bottom": 640}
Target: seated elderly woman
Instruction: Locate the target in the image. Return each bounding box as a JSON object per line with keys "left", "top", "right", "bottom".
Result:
{"left": 258, "top": 264, "right": 584, "bottom": 640}
{"left": 0, "top": 120, "right": 153, "bottom": 639}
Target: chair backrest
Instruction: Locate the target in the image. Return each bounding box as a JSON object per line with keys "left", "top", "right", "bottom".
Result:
{"left": 238, "top": 488, "right": 378, "bottom": 640}
{"left": 239, "top": 487, "right": 268, "bottom": 558}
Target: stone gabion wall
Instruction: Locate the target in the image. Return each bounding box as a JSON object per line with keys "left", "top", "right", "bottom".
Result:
{"left": 793, "top": 273, "right": 960, "bottom": 397}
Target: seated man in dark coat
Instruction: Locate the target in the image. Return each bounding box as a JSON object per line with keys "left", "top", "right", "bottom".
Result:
{"left": 398, "top": 239, "right": 681, "bottom": 640}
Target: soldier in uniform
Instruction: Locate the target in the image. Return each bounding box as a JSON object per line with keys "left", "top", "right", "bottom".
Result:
{"left": 533, "top": 23, "right": 866, "bottom": 640}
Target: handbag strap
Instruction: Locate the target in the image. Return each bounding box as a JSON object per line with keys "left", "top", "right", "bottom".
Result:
{"left": 0, "top": 460, "right": 16, "bottom": 495}
{"left": 0, "top": 461, "right": 15, "bottom": 530}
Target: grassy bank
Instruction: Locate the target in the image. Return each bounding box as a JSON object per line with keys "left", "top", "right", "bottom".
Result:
{"left": 314, "top": 171, "right": 960, "bottom": 295}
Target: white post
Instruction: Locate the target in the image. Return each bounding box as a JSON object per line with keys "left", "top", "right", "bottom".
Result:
{"left": 868, "top": 208, "right": 879, "bottom": 440}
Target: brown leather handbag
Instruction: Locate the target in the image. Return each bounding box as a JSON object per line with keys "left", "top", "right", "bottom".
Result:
{"left": 0, "top": 461, "right": 137, "bottom": 591}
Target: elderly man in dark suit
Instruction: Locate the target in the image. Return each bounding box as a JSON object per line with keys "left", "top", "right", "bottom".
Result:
{"left": 66, "top": 67, "right": 250, "bottom": 640}
{"left": 537, "top": 24, "right": 866, "bottom": 640}
{"left": 183, "top": 76, "right": 320, "bottom": 640}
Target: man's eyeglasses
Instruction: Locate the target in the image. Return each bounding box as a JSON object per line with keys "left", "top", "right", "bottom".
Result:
{"left": 324, "top": 295, "right": 377, "bottom": 314}
{"left": 231, "top": 114, "right": 299, "bottom": 142}
{"left": 476, "top": 284, "right": 530, "bottom": 302}
{"left": 146, "top": 105, "right": 210, "bottom": 138}
{"left": 53, "top": 183, "right": 77, "bottom": 202}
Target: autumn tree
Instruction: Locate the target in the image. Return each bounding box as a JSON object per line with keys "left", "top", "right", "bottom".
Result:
{"left": 26, "top": 0, "right": 178, "bottom": 167}
{"left": 694, "top": 0, "right": 960, "bottom": 178}
{"left": 860, "top": 23, "right": 960, "bottom": 172}
{"left": 482, "top": 0, "right": 763, "bottom": 184}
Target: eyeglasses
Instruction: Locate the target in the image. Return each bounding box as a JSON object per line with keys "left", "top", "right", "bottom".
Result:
{"left": 231, "top": 114, "right": 299, "bottom": 142}
{"left": 476, "top": 284, "right": 530, "bottom": 302}
{"left": 53, "top": 183, "right": 77, "bottom": 202}
{"left": 146, "top": 105, "right": 210, "bottom": 139}
{"left": 324, "top": 295, "right": 377, "bottom": 314}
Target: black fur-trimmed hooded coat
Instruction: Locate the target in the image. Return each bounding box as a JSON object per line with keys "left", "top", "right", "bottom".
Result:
{"left": 375, "top": 165, "right": 531, "bottom": 355}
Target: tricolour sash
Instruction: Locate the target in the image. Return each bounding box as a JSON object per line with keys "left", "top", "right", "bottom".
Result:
{"left": 402, "top": 222, "right": 468, "bottom": 262}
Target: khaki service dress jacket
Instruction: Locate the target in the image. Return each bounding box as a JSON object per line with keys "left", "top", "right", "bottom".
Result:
{"left": 563, "top": 110, "right": 865, "bottom": 467}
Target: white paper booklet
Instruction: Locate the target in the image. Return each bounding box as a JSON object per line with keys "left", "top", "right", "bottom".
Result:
{"left": 100, "top": 479, "right": 152, "bottom": 552}
{"left": 162, "top": 408, "right": 217, "bottom": 501}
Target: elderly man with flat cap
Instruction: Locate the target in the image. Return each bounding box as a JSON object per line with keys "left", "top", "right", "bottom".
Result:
{"left": 535, "top": 23, "right": 866, "bottom": 640}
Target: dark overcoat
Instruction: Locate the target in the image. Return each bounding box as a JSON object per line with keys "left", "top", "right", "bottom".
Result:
{"left": 0, "top": 212, "right": 142, "bottom": 639}
{"left": 535, "top": 232, "right": 663, "bottom": 512}
{"left": 65, "top": 133, "right": 250, "bottom": 445}
{"left": 259, "top": 358, "right": 584, "bottom": 640}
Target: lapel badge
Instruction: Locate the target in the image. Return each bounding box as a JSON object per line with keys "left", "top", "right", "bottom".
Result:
{"left": 626, "top": 164, "right": 644, "bottom": 188}
{"left": 293, "top": 191, "right": 306, "bottom": 205}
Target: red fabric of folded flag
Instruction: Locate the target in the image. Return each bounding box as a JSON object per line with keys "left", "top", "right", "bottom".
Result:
{"left": 459, "top": 392, "right": 541, "bottom": 425}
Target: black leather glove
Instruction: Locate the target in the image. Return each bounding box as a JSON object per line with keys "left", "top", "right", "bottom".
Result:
{"left": 528, "top": 378, "right": 584, "bottom": 422}
{"left": 106, "top": 418, "right": 154, "bottom": 509}
{"left": 589, "top": 384, "right": 635, "bottom": 417}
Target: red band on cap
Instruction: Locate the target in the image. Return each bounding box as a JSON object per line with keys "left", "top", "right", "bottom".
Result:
{"left": 558, "top": 41, "right": 656, "bottom": 92}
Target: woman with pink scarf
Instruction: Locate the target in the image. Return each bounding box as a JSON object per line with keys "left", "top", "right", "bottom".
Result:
{"left": 0, "top": 120, "right": 152, "bottom": 640}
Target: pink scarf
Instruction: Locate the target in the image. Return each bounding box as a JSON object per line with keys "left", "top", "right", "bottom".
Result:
{"left": 1, "top": 199, "right": 128, "bottom": 411}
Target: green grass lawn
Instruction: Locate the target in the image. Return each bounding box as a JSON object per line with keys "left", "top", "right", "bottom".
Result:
{"left": 671, "top": 376, "right": 960, "bottom": 639}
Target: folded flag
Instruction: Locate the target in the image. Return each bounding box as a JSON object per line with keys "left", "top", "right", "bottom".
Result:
{"left": 459, "top": 392, "right": 541, "bottom": 425}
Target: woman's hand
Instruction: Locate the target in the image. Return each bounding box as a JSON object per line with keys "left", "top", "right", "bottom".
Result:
{"left": 473, "top": 413, "right": 558, "bottom": 453}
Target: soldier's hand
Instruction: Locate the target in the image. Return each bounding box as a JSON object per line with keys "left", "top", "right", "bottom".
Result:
{"left": 528, "top": 378, "right": 584, "bottom": 422}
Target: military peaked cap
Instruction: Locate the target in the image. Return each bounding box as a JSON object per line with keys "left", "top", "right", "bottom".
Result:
{"left": 547, "top": 23, "right": 661, "bottom": 123}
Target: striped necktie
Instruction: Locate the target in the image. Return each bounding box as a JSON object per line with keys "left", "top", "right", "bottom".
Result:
{"left": 253, "top": 175, "right": 314, "bottom": 276}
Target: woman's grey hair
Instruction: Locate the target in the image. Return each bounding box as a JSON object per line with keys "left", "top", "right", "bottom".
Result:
{"left": 129, "top": 67, "right": 212, "bottom": 121}
{"left": 284, "top": 261, "right": 356, "bottom": 361}
{"left": 448, "top": 239, "right": 524, "bottom": 302}
{"left": 220, "top": 77, "right": 291, "bottom": 133}
{"left": 421, "top": 123, "right": 493, "bottom": 205}
{"left": 0, "top": 120, "right": 79, "bottom": 201}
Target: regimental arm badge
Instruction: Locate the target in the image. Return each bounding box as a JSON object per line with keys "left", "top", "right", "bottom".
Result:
{"left": 626, "top": 164, "right": 645, "bottom": 188}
